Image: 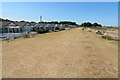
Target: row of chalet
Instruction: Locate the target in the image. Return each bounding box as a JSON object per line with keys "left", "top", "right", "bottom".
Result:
{"left": 0, "top": 21, "right": 79, "bottom": 33}
{"left": 0, "top": 21, "right": 36, "bottom": 33}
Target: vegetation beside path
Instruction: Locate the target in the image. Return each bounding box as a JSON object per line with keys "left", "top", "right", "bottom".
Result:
{"left": 82, "top": 27, "right": 119, "bottom": 41}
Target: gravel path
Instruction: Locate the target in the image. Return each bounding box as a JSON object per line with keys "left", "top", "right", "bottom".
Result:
{"left": 2, "top": 28, "right": 118, "bottom": 78}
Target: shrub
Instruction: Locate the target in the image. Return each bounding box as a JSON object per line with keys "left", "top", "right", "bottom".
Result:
{"left": 102, "top": 36, "right": 114, "bottom": 40}
{"left": 102, "top": 35, "right": 120, "bottom": 41}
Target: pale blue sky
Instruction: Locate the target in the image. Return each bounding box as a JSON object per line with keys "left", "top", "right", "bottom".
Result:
{"left": 1, "top": 0, "right": 119, "bottom": 2}
{"left": 1, "top": 2, "right": 118, "bottom": 26}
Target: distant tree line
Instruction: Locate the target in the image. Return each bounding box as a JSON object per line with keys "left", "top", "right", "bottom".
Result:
{"left": 80, "top": 22, "right": 102, "bottom": 27}
{"left": 0, "top": 18, "right": 78, "bottom": 25}
{"left": 39, "top": 21, "right": 77, "bottom": 25}
{"left": 0, "top": 18, "right": 12, "bottom": 22}
{"left": 0, "top": 18, "right": 102, "bottom": 27}
{"left": 0, "top": 18, "right": 37, "bottom": 24}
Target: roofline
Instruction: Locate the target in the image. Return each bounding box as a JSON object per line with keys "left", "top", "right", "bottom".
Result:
{"left": 3, "top": 21, "right": 18, "bottom": 28}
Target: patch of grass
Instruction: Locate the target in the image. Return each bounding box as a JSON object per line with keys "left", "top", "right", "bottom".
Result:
{"left": 5, "top": 39, "right": 10, "bottom": 42}
{"left": 49, "top": 29, "right": 54, "bottom": 30}
{"left": 90, "top": 27, "right": 118, "bottom": 31}
{"left": 23, "top": 35, "right": 31, "bottom": 38}
{"left": 102, "top": 35, "right": 120, "bottom": 41}
{"left": 2, "top": 38, "right": 10, "bottom": 42}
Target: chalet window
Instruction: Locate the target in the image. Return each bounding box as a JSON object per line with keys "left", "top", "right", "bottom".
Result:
{"left": 41, "top": 27, "right": 43, "bottom": 29}
{"left": 46, "top": 27, "right": 49, "bottom": 29}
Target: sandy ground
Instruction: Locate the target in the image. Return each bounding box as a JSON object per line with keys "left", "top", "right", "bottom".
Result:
{"left": 0, "top": 41, "right": 2, "bottom": 79}
{"left": 2, "top": 28, "right": 118, "bottom": 78}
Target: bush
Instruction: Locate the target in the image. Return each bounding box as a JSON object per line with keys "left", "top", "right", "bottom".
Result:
{"left": 102, "top": 36, "right": 114, "bottom": 40}
{"left": 102, "top": 35, "right": 120, "bottom": 41}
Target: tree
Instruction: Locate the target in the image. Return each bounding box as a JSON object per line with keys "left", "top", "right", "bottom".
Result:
{"left": 51, "top": 21, "right": 59, "bottom": 24}
{"left": 93, "top": 22, "right": 102, "bottom": 27}
{"left": 98, "top": 24, "right": 102, "bottom": 27}
{"left": 0, "top": 18, "right": 3, "bottom": 21}
{"left": 59, "top": 21, "right": 77, "bottom": 25}
{"left": 4, "top": 19, "right": 11, "bottom": 21}
{"left": 86, "top": 22, "right": 93, "bottom": 27}
{"left": 30, "top": 21, "right": 36, "bottom": 23}
{"left": 80, "top": 22, "right": 93, "bottom": 27}
{"left": 39, "top": 21, "right": 45, "bottom": 23}
{"left": 81, "top": 22, "right": 102, "bottom": 27}
{"left": 93, "top": 23, "right": 99, "bottom": 27}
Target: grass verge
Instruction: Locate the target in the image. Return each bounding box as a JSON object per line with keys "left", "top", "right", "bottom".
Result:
{"left": 90, "top": 27, "right": 118, "bottom": 31}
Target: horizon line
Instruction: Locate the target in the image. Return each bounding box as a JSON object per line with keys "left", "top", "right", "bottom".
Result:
{"left": 0, "top": 18, "right": 118, "bottom": 27}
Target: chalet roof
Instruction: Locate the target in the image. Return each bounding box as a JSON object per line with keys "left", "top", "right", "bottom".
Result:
{"left": 1, "top": 21, "right": 11, "bottom": 28}
{"left": 34, "top": 23, "right": 44, "bottom": 27}
{"left": 30, "top": 22, "right": 37, "bottom": 26}
{"left": 14, "top": 21, "right": 29, "bottom": 28}
{"left": 0, "top": 21, "right": 33, "bottom": 28}
{"left": 43, "top": 24, "right": 51, "bottom": 27}
{"left": 0, "top": 21, "right": 18, "bottom": 28}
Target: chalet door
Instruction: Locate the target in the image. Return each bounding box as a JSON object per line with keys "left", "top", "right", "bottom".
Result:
{"left": 9, "top": 28, "right": 12, "bottom": 33}
{"left": 16, "top": 28, "right": 19, "bottom": 33}
{"left": 13, "top": 28, "right": 15, "bottom": 33}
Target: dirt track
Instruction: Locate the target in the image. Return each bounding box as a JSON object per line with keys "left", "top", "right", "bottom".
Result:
{"left": 2, "top": 28, "right": 118, "bottom": 78}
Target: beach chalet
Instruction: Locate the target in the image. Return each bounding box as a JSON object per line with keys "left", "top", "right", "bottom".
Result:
{"left": 34, "top": 23, "right": 47, "bottom": 33}
{"left": 30, "top": 22, "right": 37, "bottom": 31}
{"left": 0, "top": 21, "right": 2, "bottom": 33}
{"left": 58, "top": 24, "right": 65, "bottom": 30}
{"left": 34, "top": 23, "right": 43, "bottom": 31}
{"left": 2, "top": 21, "right": 20, "bottom": 33}
{"left": 49, "top": 24, "right": 55, "bottom": 30}
{"left": 53, "top": 24, "right": 59, "bottom": 30}
{"left": 70, "top": 25, "right": 75, "bottom": 28}
{"left": 1, "top": 21, "right": 34, "bottom": 33}
{"left": 15, "top": 21, "right": 33, "bottom": 33}
{"left": 72, "top": 25, "right": 78, "bottom": 28}
{"left": 43, "top": 24, "right": 51, "bottom": 30}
